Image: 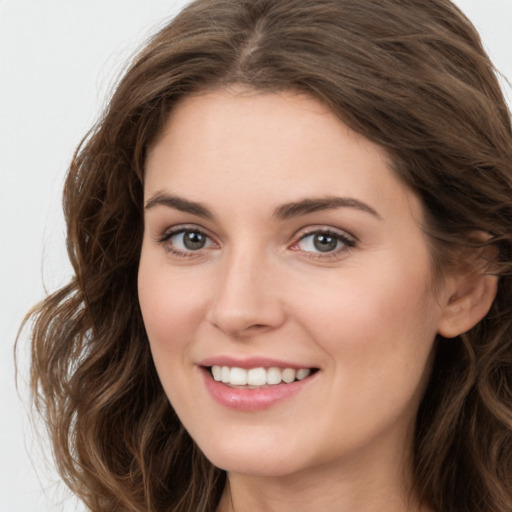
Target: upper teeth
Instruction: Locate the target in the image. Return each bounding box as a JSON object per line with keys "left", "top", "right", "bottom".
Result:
{"left": 211, "top": 366, "right": 311, "bottom": 386}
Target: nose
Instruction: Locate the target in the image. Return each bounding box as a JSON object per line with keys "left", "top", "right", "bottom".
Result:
{"left": 206, "top": 249, "right": 286, "bottom": 338}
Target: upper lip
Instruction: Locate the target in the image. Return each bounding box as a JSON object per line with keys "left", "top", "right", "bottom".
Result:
{"left": 198, "top": 356, "right": 316, "bottom": 370}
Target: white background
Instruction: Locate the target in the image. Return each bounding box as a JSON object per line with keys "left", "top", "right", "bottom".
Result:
{"left": 1, "top": 1, "right": 511, "bottom": 511}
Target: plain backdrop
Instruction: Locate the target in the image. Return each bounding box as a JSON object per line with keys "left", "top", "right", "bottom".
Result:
{"left": 1, "top": 1, "right": 511, "bottom": 511}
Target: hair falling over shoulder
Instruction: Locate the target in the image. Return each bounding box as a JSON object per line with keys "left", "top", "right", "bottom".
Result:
{"left": 22, "top": 1, "right": 512, "bottom": 511}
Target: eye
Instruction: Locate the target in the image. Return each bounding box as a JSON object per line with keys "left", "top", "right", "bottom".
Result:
{"left": 159, "top": 227, "right": 216, "bottom": 255}
{"left": 294, "top": 229, "right": 355, "bottom": 256}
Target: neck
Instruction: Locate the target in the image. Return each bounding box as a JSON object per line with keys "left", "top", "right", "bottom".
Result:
{"left": 218, "top": 472, "right": 424, "bottom": 512}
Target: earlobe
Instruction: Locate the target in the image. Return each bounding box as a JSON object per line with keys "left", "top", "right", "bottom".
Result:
{"left": 437, "top": 270, "right": 498, "bottom": 339}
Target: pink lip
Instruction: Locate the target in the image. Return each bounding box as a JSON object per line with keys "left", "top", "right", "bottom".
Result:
{"left": 198, "top": 356, "right": 312, "bottom": 370}
{"left": 199, "top": 366, "right": 318, "bottom": 411}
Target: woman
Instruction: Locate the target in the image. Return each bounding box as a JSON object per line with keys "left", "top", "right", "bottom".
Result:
{"left": 25, "top": 0, "right": 512, "bottom": 511}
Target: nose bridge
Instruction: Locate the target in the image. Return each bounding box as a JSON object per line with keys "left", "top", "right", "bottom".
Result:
{"left": 207, "top": 241, "right": 285, "bottom": 336}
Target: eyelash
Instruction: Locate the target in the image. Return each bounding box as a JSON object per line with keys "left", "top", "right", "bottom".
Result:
{"left": 292, "top": 229, "right": 356, "bottom": 260}
{"left": 157, "top": 226, "right": 216, "bottom": 257}
{"left": 157, "top": 226, "right": 356, "bottom": 260}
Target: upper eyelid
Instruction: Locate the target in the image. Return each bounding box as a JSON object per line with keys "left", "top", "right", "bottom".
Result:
{"left": 292, "top": 225, "right": 357, "bottom": 243}
{"left": 157, "top": 226, "right": 217, "bottom": 255}
{"left": 293, "top": 232, "right": 356, "bottom": 253}
{"left": 154, "top": 223, "right": 357, "bottom": 247}
{"left": 157, "top": 224, "right": 213, "bottom": 241}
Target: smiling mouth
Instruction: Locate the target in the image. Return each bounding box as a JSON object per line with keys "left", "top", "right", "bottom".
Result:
{"left": 208, "top": 365, "right": 318, "bottom": 388}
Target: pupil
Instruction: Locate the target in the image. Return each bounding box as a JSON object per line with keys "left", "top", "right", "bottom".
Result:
{"left": 313, "top": 233, "right": 337, "bottom": 252}
{"left": 184, "top": 231, "right": 206, "bottom": 250}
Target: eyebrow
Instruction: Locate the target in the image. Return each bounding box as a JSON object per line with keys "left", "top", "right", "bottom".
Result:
{"left": 144, "top": 192, "right": 214, "bottom": 218}
{"left": 271, "top": 196, "right": 381, "bottom": 221}
{"left": 144, "top": 192, "right": 381, "bottom": 221}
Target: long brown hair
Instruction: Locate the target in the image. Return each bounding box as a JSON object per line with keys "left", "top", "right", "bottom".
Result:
{"left": 24, "top": 1, "right": 512, "bottom": 510}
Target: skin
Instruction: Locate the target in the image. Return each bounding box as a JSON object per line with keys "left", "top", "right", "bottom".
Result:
{"left": 138, "top": 88, "right": 493, "bottom": 512}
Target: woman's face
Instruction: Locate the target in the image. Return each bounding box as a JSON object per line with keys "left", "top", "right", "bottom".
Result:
{"left": 138, "top": 88, "right": 448, "bottom": 478}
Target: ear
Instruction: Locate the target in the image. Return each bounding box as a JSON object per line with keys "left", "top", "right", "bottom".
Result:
{"left": 437, "top": 248, "right": 498, "bottom": 338}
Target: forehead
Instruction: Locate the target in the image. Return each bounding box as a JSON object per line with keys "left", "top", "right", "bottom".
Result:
{"left": 144, "top": 88, "right": 423, "bottom": 225}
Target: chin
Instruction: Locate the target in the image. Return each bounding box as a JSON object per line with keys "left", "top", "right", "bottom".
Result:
{"left": 196, "top": 432, "right": 309, "bottom": 478}
{"left": 210, "top": 453, "right": 305, "bottom": 478}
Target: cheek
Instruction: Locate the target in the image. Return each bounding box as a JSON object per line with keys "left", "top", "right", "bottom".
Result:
{"left": 137, "top": 256, "right": 206, "bottom": 354}
{"left": 300, "top": 268, "right": 437, "bottom": 336}
{"left": 302, "top": 274, "right": 439, "bottom": 442}
{"left": 298, "top": 263, "right": 441, "bottom": 388}
{"left": 137, "top": 259, "right": 209, "bottom": 417}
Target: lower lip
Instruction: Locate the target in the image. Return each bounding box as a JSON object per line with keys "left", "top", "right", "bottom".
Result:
{"left": 201, "top": 368, "right": 316, "bottom": 411}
